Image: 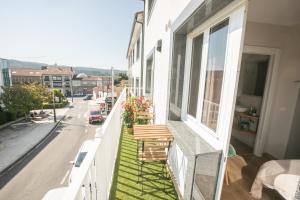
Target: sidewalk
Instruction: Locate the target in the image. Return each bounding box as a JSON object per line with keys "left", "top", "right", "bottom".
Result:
{"left": 0, "top": 107, "right": 69, "bottom": 173}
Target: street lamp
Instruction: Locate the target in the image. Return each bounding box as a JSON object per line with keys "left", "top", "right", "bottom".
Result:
{"left": 111, "top": 66, "right": 114, "bottom": 107}
{"left": 52, "top": 90, "right": 57, "bottom": 122}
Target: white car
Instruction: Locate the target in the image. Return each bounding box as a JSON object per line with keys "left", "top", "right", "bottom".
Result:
{"left": 69, "top": 140, "right": 93, "bottom": 184}
{"left": 42, "top": 187, "right": 67, "bottom": 200}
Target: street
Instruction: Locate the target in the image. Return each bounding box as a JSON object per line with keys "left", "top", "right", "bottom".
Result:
{"left": 0, "top": 98, "right": 100, "bottom": 200}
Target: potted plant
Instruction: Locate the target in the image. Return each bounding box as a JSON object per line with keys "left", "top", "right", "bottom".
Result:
{"left": 122, "top": 96, "right": 150, "bottom": 134}
{"left": 122, "top": 97, "right": 136, "bottom": 134}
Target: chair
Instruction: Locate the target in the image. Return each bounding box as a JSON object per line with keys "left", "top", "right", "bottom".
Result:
{"left": 135, "top": 111, "right": 155, "bottom": 125}
{"left": 137, "top": 138, "right": 172, "bottom": 194}
{"left": 225, "top": 144, "right": 237, "bottom": 185}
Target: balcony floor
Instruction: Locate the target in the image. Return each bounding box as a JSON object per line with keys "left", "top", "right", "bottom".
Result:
{"left": 109, "top": 127, "right": 178, "bottom": 200}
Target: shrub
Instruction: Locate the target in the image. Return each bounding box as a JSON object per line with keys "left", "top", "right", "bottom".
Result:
{"left": 5, "top": 111, "right": 17, "bottom": 121}
{"left": 43, "top": 101, "right": 68, "bottom": 109}
{"left": 0, "top": 112, "right": 7, "bottom": 125}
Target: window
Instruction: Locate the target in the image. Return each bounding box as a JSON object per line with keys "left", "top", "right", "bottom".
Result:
{"left": 136, "top": 38, "right": 140, "bottom": 59}
{"left": 52, "top": 76, "right": 62, "bottom": 81}
{"left": 75, "top": 152, "right": 87, "bottom": 167}
{"left": 168, "top": 35, "right": 187, "bottom": 120}
{"left": 44, "top": 76, "right": 49, "bottom": 81}
{"left": 187, "top": 34, "right": 203, "bottom": 118}
{"left": 201, "top": 19, "right": 229, "bottom": 131}
{"left": 53, "top": 82, "right": 62, "bottom": 87}
{"left": 145, "top": 56, "right": 153, "bottom": 94}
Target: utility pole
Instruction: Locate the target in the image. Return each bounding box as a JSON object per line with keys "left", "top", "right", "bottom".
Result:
{"left": 52, "top": 90, "right": 57, "bottom": 122}
{"left": 70, "top": 75, "right": 74, "bottom": 103}
{"left": 111, "top": 66, "right": 114, "bottom": 107}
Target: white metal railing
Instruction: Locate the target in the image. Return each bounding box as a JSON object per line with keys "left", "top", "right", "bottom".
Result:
{"left": 62, "top": 88, "right": 126, "bottom": 200}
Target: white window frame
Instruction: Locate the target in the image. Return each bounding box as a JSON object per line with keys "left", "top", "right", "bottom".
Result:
{"left": 181, "top": 2, "right": 247, "bottom": 150}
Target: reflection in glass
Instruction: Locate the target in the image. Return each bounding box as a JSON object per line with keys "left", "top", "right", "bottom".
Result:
{"left": 201, "top": 19, "right": 229, "bottom": 131}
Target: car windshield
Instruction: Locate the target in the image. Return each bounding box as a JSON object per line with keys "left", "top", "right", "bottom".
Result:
{"left": 90, "top": 111, "right": 100, "bottom": 115}
{"left": 74, "top": 152, "right": 87, "bottom": 167}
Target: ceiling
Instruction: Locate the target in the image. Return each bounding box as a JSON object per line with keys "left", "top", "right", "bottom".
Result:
{"left": 247, "top": 0, "right": 300, "bottom": 26}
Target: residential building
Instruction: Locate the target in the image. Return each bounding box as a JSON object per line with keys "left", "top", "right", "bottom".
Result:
{"left": 127, "top": 11, "right": 144, "bottom": 96}
{"left": 41, "top": 66, "right": 74, "bottom": 96}
{"left": 0, "top": 59, "right": 11, "bottom": 92}
{"left": 139, "top": 0, "right": 300, "bottom": 199}
{"left": 10, "top": 68, "right": 43, "bottom": 84}
{"left": 72, "top": 74, "right": 111, "bottom": 96}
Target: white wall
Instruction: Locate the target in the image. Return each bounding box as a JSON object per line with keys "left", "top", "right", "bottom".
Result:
{"left": 244, "top": 22, "right": 300, "bottom": 158}
{"left": 143, "top": 0, "right": 191, "bottom": 123}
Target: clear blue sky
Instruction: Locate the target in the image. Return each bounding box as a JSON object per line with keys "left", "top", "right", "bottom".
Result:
{"left": 0, "top": 0, "right": 143, "bottom": 70}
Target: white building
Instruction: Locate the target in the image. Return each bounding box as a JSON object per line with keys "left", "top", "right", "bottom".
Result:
{"left": 140, "top": 0, "right": 300, "bottom": 199}
{"left": 41, "top": 66, "right": 74, "bottom": 97}
{"left": 127, "top": 11, "right": 144, "bottom": 96}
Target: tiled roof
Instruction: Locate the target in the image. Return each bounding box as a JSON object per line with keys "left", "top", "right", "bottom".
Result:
{"left": 10, "top": 68, "right": 43, "bottom": 77}
{"left": 41, "top": 66, "right": 73, "bottom": 75}
{"left": 81, "top": 76, "right": 102, "bottom": 81}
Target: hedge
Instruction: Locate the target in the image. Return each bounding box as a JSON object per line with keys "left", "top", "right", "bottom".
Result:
{"left": 43, "top": 101, "right": 69, "bottom": 109}
{"left": 0, "top": 111, "right": 19, "bottom": 125}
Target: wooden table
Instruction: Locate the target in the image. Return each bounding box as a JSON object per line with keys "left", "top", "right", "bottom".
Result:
{"left": 133, "top": 125, "right": 174, "bottom": 159}
{"left": 133, "top": 124, "right": 173, "bottom": 141}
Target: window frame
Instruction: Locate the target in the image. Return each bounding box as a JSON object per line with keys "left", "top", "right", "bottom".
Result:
{"left": 181, "top": 7, "right": 241, "bottom": 140}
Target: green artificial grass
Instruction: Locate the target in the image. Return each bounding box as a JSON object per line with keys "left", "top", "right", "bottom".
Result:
{"left": 109, "top": 126, "right": 178, "bottom": 200}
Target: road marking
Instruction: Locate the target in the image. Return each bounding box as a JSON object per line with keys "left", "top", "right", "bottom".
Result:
{"left": 60, "top": 170, "right": 70, "bottom": 185}
{"left": 77, "top": 114, "right": 81, "bottom": 119}
{"left": 85, "top": 129, "right": 88, "bottom": 133}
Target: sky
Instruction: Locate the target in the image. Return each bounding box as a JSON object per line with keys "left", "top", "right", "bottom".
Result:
{"left": 0, "top": 0, "right": 143, "bottom": 70}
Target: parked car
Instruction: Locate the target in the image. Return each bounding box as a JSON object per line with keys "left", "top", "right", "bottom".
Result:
{"left": 42, "top": 187, "right": 67, "bottom": 200}
{"left": 89, "top": 110, "right": 104, "bottom": 124}
{"left": 83, "top": 94, "right": 92, "bottom": 100}
{"left": 69, "top": 140, "right": 93, "bottom": 184}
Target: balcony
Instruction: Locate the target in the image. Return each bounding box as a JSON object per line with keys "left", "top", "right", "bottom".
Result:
{"left": 59, "top": 89, "right": 178, "bottom": 200}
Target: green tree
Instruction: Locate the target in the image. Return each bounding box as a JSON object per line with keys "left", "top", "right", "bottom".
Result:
{"left": 53, "top": 89, "right": 65, "bottom": 103}
{"left": 0, "top": 83, "right": 50, "bottom": 118}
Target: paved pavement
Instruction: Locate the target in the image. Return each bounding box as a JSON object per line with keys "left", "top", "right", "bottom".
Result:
{"left": 0, "top": 98, "right": 100, "bottom": 200}
{"left": 0, "top": 108, "right": 68, "bottom": 172}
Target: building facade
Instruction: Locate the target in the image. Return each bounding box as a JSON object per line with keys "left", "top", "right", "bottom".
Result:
{"left": 0, "top": 59, "right": 11, "bottom": 92}
{"left": 10, "top": 68, "right": 43, "bottom": 84}
{"left": 72, "top": 76, "right": 104, "bottom": 96}
{"left": 41, "top": 66, "right": 73, "bottom": 96}
{"left": 132, "top": 0, "right": 300, "bottom": 199}
{"left": 127, "top": 11, "right": 144, "bottom": 96}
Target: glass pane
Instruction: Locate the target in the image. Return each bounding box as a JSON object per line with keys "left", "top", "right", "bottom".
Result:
{"left": 145, "top": 57, "right": 153, "bottom": 94}
{"left": 168, "top": 35, "right": 187, "bottom": 120}
{"left": 201, "top": 19, "right": 229, "bottom": 131}
{"left": 188, "top": 34, "right": 203, "bottom": 118}
{"left": 192, "top": 151, "right": 222, "bottom": 200}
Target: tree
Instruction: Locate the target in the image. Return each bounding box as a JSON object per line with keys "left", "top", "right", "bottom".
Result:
{"left": 53, "top": 89, "right": 65, "bottom": 103}
{"left": 0, "top": 83, "right": 50, "bottom": 118}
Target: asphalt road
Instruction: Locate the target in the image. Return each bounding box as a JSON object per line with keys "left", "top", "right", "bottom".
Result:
{"left": 0, "top": 98, "right": 100, "bottom": 200}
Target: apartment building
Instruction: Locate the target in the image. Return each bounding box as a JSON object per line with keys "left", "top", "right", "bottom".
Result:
{"left": 137, "top": 0, "right": 300, "bottom": 199}
{"left": 41, "top": 66, "right": 73, "bottom": 96}
{"left": 72, "top": 74, "right": 104, "bottom": 96}
{"left": 127, "top": 11, "right": 144, "bottom": 96}
{"left": 10, "top": 68, "right": 43, "bottom": 84}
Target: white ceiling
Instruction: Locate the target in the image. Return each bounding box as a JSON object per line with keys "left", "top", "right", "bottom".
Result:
{"left": 247, "top": 0, "right": 300, "bottom": 26}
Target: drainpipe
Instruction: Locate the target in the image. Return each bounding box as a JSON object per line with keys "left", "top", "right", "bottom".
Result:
{"left": 135, "top": 3, "right": 145, "bottom": 96}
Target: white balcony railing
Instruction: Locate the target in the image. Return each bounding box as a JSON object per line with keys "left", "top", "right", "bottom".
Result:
{"left": 62, "top": 88, "right": 126, "bottom": 200}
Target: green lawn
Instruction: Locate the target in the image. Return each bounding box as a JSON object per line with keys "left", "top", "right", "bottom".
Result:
{"left": 109, "top": 126, "right": 178, "bottom": 200}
